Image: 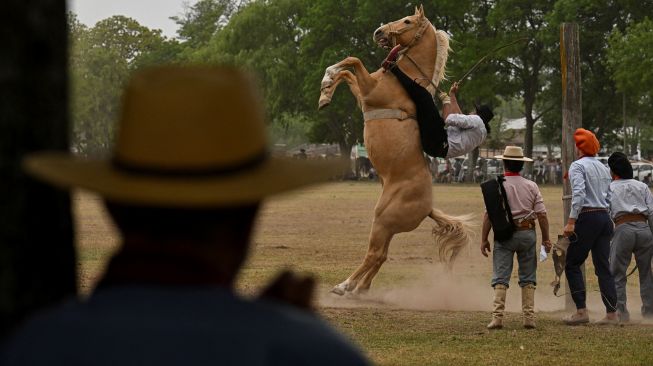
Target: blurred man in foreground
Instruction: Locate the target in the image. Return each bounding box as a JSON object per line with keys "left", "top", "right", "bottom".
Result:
{"left": 2, "top": 66, "right": 369, "bottom": 365}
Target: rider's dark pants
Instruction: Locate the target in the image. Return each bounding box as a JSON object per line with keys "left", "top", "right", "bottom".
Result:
{"left": 390, "top": 66, "right": 447, "bottom": 158}
{"left": 565, "top": 210, "right": 617, "bottom": 312}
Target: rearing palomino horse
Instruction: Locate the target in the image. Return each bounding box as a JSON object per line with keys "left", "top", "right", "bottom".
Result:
{"left": 319, "top": 5, "right": 471, "bottom": 296}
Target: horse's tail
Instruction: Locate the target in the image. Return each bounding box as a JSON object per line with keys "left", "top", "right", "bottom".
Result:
{"left": 428, "top": 208, "right": 473, "bottom": 266}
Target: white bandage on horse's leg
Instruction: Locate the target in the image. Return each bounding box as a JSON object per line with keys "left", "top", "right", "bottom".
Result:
{"left": 327, "top": 65, "right": 342, "bottom": 76}
{"left": 321, "top": 66, "right": 339, "bottom": 89}
{"left": 331, "top": 280, "right": 355, "bottom": 295}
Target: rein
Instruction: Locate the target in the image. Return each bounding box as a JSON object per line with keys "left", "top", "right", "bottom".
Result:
{"left": 455, "top": 37, "right": 529, "bottom": 86}
{"left": 404, "top": 53, "right": 439, "bottom": 92}
{"left": 383, "top": 33, "right": 529, "bottom": 96}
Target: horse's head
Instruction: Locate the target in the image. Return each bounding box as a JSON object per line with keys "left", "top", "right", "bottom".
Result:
{"left": 373, "top": 5, "right": 429, "bottom": 50}
{"left": 374, "top": 4, "right": 450, "bottom": 90}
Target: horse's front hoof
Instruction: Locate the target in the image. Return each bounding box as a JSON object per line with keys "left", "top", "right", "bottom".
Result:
{"left": 318, "top": 97, "right": 331, "bottom": 110}
{"left": 330, "top": 284, "right": 346, "bottom": 296}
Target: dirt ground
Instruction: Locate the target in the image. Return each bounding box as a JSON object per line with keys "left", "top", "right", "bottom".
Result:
{"left": 74, "top": 182, "right": 653, "bottom": 365}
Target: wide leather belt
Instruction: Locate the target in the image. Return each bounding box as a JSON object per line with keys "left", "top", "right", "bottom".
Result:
{"left": 614, "top": 213, "right": 648, "bottom": 227}
{"left": 514, "top": 219, "right": 535, "bottom": 231}
{"left": 580, "top": 207, "right": 608, "bottom": 214}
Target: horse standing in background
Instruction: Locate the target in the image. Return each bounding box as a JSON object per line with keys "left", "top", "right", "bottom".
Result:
{"left": 319, "top": 5, "right": 472, "bottom": 296}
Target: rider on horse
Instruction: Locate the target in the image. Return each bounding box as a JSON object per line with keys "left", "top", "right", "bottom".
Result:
{"left": 388, "top": 64, "right": 493, "bottom": 159}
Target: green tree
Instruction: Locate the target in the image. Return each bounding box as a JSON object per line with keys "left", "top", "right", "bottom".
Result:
{"left": 69, "top": 15, "right": 174, "bottom": 155}
{"left": 607, "top": 17, "right": 653, "bottom": 154}
{"left": 481, "top": 0, "right": 558, "bottom": 168}
{"left": 190, "top": 0, "right": 309, "bottom": 138}
{"left": 549, "top": 0, "right": 653, "bottom": 152}
{"left": 179, "top": 0, "right": 653, "bottom": 168}
{"left": 172, "top": 0, "right": 240, "bottom": 50}
{"left": 299, "top": 0, "right": 365, "bottom": 166}
{"left": 607, "top": 18, "right": 653, "bottom": 97}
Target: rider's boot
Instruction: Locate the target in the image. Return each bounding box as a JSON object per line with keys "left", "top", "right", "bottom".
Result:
{"left": 487, "top": 284, "right": 507, "bottom": 330}
{"left": 522, "top": 284, "right": 536, "bottom": 329}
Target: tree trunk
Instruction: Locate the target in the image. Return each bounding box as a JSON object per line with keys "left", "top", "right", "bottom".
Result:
{"left": 523, "top": 102, "right": 535, "bottom": 177}
{"left": 338, "top": 140, "right": 355, "bottom": 179}
{"left": 0, "top": 0, "right": 76, "bottom": 340}
{"left": 466, "top": 147, "right": 480, "bottom": 182}
{"left": 561, "top": 22, "right": 583, "bottom": 310}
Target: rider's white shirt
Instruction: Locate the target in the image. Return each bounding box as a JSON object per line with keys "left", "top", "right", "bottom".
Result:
{"left": 445, "top": 114, "right": 487, "bottom": 158}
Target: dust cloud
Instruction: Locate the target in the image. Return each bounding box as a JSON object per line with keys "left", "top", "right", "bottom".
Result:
{"left": 318, "top": 264, "right": 645, "bottom": 316}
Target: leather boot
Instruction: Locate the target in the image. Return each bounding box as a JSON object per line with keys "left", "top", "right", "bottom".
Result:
{"left": 522, "top": 284, "right": 536, "bottom": 329}
{"left": 487, "top": 284, "right": 507, "bottom": 329}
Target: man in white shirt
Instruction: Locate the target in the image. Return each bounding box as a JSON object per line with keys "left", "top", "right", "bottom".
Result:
{"left": 439, "top": 83, "right": 491, "bottom": 158}
{"left": 607, "top": 152, "right": 653, "bottom": 322}
{"left": 390, "top": 67, "right": 491, "bottom": 159}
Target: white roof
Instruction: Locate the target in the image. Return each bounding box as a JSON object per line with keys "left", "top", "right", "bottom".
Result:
{"left": 502, "top": 116, "right": 541, "bottom": 130}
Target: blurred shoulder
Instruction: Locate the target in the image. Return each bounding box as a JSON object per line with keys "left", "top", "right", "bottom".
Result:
{"left": 252, "top": 300, "right": 370, "bottom": 365}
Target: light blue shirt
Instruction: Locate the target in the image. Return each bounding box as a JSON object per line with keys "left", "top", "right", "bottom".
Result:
{"left": 569, "top": 156, "right": 612, "bottom": 219}
{"left": 445, "top": 114, "right": 487, "bottom": 158}
{"left": 607, "top": 178, "right": 653, "bottom": 220}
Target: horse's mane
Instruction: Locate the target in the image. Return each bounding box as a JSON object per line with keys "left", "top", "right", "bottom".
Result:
{"left": 427, "top": 26, "right": 450, "bottom": 95}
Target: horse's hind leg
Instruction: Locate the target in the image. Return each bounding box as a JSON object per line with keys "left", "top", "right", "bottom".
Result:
{"left": 331, "top": 222, "right": 393, "bottom": 295}
{"left": 353, "top": 233, "right": 392, "bottom": 294}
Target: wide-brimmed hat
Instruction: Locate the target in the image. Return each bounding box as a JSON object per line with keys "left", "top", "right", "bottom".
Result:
{"left": 494, "top": 146, "right": 533, "bottom": 162}
{"left": 24, "top": 66, "right": 345, "bottom": 207}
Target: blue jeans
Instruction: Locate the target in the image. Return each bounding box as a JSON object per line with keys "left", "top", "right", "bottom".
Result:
{"left": 491, "top": 230, "right": 537, "bottom": 288}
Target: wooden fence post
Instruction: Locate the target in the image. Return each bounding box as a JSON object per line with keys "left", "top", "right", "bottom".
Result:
{"left": 560, "top": 22, "right": 585, "bottom": 310}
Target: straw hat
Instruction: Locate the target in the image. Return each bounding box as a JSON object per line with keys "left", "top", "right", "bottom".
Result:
{"left": 24, "top": 66, "right": 345, "bottom": 207}
{"left": 494, "top": 146, "right": 533, "bottom": 162}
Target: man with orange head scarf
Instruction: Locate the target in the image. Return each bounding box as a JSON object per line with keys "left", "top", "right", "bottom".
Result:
{"left": 562, "top": 128, "right": 618, "bottom": 325}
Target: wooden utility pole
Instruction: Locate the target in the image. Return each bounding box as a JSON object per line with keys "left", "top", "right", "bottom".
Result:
{"left": 0, "top": 0, "right": 76, "bottom": 340}
{"left": 560, "top": 23, "right": 584, "bottom": 310}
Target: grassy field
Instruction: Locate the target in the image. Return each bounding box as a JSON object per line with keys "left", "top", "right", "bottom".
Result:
{"left": 74, "top": 182, "right": 653, "bottom": 365}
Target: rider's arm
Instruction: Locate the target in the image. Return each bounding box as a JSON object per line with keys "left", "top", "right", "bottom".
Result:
{"left": 447, "top": 82, "right": 463, "bottom": 117}
{"left": 482, "top": 212, "right": 491, "bottom": 243}
{"left": 537, "top": 212, "right": 551, "bottom": 252}
{"left": 439, "top": 82, "right": 462, "bottom": 121}
{"left": 441, "top": 96, "right": 451, "bottom": 120}
{"left": 481, "top": 212, "right": 492, "bottom": 257}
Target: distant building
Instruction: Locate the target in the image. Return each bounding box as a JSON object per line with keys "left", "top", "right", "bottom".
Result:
{"left": 495, "top": 116, "right": 560, "bottom": 159}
